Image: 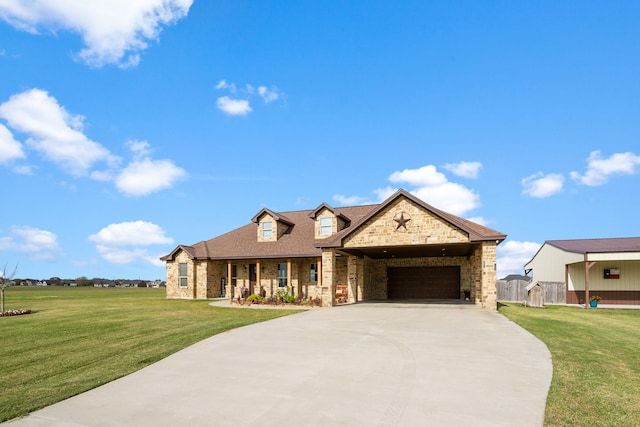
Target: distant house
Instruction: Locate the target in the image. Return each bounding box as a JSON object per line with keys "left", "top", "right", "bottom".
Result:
{"left": 94, "top": 280, "right": 116, "bottom": 288}
{"left": 117, "top": 280, "right": 145, "bottom": 288}
{"left": 161, "top": 189, "right": 507, "bottom": 310}
{"left": 500, "top": 274, "right": 530, "bottom": 282}
{"left": 524, "top": 237, "right": 640, "bottom": 305}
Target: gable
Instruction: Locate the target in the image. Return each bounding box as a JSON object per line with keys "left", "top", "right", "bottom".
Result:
{"left": 343, "top": 196, "right": 469, "bottom": 249}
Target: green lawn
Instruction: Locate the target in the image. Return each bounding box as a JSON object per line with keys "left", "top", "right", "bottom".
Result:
{"left": 0, "top": 287, "right": 301, "bottom": 422}
{"left": 499, "top": 303, "right": 640, "bottom": 427}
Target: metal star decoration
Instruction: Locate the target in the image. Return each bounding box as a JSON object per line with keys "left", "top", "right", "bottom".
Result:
{"left": 394, "top": 212, "right": 411, "bottom": 230}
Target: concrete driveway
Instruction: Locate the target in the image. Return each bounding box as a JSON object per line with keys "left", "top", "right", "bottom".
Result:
{"left": 6, "top": 302, "right": 551, "bottom": 427}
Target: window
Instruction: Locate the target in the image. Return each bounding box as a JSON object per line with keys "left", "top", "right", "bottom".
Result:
{"left": 278, "top": 263, "right": 288, "bottom": 287}
{"left": 262, "top": 221, "right": 273, "bottom": 238}
{"left": 231, "top": 264, "right": 237, "bottom": 287}
{"left": 319, "top": 217, "right": 332, "bottom": 235}
{"left": 310, "top": 263, "right": 318, "bottom": 282}
{"left": 178, "top": 263, "right": 188, "bottom": 288}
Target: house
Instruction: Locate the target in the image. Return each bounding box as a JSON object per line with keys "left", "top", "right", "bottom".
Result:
{"left": 524, "top": 237, "right": 640, "bottom": 305}
{"left": 161, "top": 189, "right": 507, "bottom": 310}
{"left": 500, "top": 274, "right": 530, "bottom": 282}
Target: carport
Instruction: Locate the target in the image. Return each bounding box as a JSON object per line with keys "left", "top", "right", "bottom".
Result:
{"left": 336, "top": 241, "right": 482, "bottom": 302}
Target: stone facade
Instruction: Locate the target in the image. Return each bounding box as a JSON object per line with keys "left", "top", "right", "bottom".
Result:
{"left": 343, "top": 198, "right": 468, "bottom": 248}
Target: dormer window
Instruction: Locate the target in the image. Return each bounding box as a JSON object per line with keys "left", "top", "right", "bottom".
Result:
{"left": 319, "top": 217, "right": 332, "bottom": 236}
{"left": 262, "top": 221, "right": 273, "bottom": 238}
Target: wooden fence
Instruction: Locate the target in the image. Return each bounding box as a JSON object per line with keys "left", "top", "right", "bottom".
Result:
{"left": 496, "top": 280, "right": 566, "bottom": 304}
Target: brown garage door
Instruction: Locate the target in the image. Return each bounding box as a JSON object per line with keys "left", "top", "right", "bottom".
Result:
{"left": 387, "top": 266, "right": 460, "bottom": 299}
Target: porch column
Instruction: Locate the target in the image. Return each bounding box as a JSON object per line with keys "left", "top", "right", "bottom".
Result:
{"left": 227, "top": 261, "right": 233, "bottom": 300}
{"left": 480, "top": 241, "right": 497, "bottom": 311}
{"left": 321, "top": 250, "right": 335, "bottom": 307}
{"left": 256, "top": 261, "right": 261, "bottom": 296}
{"left": 584, "top": 253, "right": 596, "bottom": 308}
{"left": 347, "top": 256, "right": 363, "bottom": 303}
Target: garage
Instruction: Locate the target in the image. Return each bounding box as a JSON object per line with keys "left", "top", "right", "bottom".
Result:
{"left": 387, "top": 266, "right": 461, "bottom": 299}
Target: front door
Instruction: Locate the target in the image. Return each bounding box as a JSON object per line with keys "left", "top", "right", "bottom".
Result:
{"left": 249, "top": 264, "right": 257, "bottom": 295}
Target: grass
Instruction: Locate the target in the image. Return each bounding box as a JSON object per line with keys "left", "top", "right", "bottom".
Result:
{"left": 0, "top": 287, "right": 301, "bottom": 422}
{"left": 499, "top": 303, "right": 640, "bottom": 427}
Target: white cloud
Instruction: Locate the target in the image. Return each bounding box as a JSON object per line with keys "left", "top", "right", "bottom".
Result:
{"left": 373, "top": 186, "right": 398, "bottom": 201}
{"left": 215, "top": 80, "right": 282, "bottom": 115}
{"left": 0, "top": 88, "right": 119, "bottom": 176}
{"left": 126, "top": 139, "right": 152, "bottom": 157}
{"left": 90, "top": 220, "right": 173, "bottom": 246}
{"left": 0, "top": 123, "right": 25, "bottom": 164}
{"left": 0, "top": 226, "right": 60, "bottom": 260}
{"left": 496, "top": 240, "right": 541, "bottom": 279}
{"left": 332, "top": 194, "right": 369, "bottom": 206}
{"left": 0, "top": 0, "right": 193, "bottom": 68}
{"left": 216, "top": 96, "right": 252, "bottom": 116}
{"left": 12, "top": 165, "right": 32, "bottom": 174}
{"left": 94, "top": 245, "right": 147, "bottom": 264}
{"left": 385, "top": 165, "right": 480, "bottom": 216}
{"left": 570, "top": 150, "right": 640, "bottom": 186}
{"left": 389, "top": 165, "right": 447, "bottom": 187}
{"left": 521, "top": 172, "right": 564, "bottom": 198}
{"left": 466, "top": 216, "right": 489, "bottom": 226}
{"left": 115, "top": 157, "right": 186, "bottom": 197}
{"left": 443, "top": 161, "right": 482, "bottom": 179}
{"left": 0, "top": 89, "right": 186, "bottom": 196}
{"left": 89, "top": 220, "right": 173, "bottom": 265}
{"left": 412, "top": 183, "right": 480, "bottom": 216}
{"left": 258, "top": 86, "right": 279, "bottom": 103}
{"left": 215, "top": 80, "right": 236, "bottom": 92}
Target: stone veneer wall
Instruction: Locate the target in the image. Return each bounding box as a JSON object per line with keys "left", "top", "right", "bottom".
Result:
{"left": 257, "top": 214, "right": 276, "bottom": 242}
{"left": 202, "top": 260, "right": 226, "bottom": 298}
{"left": 314, "top": 208, "right": 339, "bottom": 239}
{"left": 344, "top": 198, "right": 468, "bottom": 248}
{"left": 480, "top": 241, "right": 497, "bottom": 310}
{"left": 347, "top": 256, "right": 364, "bottom": 303}
{"left": 166, "top": 251, "right": 196, "bottom": 299}
{"left": 467, "top": 242, "right": 498, "bottom": 310}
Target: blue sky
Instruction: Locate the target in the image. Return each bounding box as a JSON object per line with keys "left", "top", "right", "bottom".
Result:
{"left": 1, "top": 1, "right": 639, "bottom": 281}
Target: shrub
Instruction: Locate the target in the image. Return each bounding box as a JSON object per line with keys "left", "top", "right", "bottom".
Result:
{"left": 247, "top": 294, "right": 264, "bottom": 304}
{"left": 275, "top": 286, "right": 296, "bottom": 304}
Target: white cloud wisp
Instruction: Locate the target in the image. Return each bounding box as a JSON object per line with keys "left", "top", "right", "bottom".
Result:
{"left": 0, "top": 89, "right": 186, "bottom": 197}
{"left": 570, "top": 150, "right": 640, "bottom": 186}
{"left": 216, "top": 96, "right": 252, "bottom": 116}
{"left": 0, "top": 226, "right": 60, "bottom": 261}
{"left": 0, "top": 123, "right": 25, "bottom": 164}
{"left": 0, "top": 88, "right": 118, "bottom": 176}
{"left": 496, "top": 240, "right": 541, "bottom": 279}
{"left": 521, "top": 172, "right": 564, "bottom": 198}
{"left": 215, "top": 80, "right": 281, "bottom": 116}
{"left": 0, "top": 0, "right": 193, "bottom": 67}
{"left": 89, "top": 220, "right": 173, "bottom": 266}
{"left": 386, "top": 165, "right": 481, "bottom": 216}
{"left": 443, "top": 161, "right": 482, "bottom": 179}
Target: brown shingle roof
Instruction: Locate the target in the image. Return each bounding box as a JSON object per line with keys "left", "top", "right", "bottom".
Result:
{"left": 161, "top": 189, "right": 507, "bottom": 261}
{"left": 547, "top": 237, "right": 640, "bottom": 254}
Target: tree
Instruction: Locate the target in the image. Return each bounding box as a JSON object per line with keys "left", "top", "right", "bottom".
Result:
{"left": 1, "top": 264, "right": 18, "bottom": 313}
